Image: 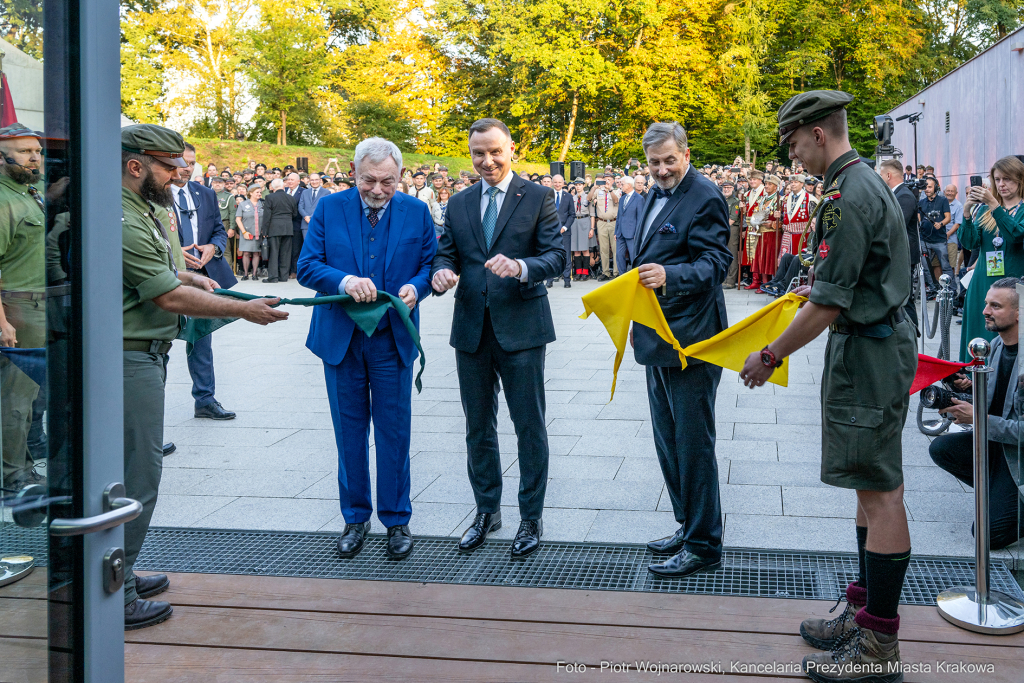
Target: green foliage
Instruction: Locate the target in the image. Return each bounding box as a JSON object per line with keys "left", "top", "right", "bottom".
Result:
{"left": 346, "top": 100, "right": 418, "bottom": 151}
{"left": 0, "top": 0, "right": 44, "bottom": 61}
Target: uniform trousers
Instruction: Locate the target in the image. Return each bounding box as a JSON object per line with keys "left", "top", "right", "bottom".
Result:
{"left": 596, "top": 220, "right": 618, "bottom": 277}
{"left": 646, "top": 360, "right": 723, "bottom": 560}
{"left": 1, "top": 299, "right": 45, "bottom": 478}
{"left": 267, "top": 234, "right": 292, "bottom": 282}
{"left": 122, "top": 350, "right": 168, "bottom": 605}
{"left": 456, "top": 311, "right": 549, "bottom": 520}
{"left": 726, "top": 220, "right": 742, "bottom": 284}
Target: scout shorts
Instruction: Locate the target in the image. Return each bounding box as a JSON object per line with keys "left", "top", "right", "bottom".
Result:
{"left": 819, "top": 319, "right": 917, "bottom": 491}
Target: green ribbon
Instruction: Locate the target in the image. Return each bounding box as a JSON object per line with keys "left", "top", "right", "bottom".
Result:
{"left": 176, "top": 289, "right": 426, "bottom": 392}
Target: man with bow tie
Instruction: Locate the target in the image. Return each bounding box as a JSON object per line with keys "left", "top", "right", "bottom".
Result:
{"left": 631, "top": 122, "right": 731, "bottom": 580}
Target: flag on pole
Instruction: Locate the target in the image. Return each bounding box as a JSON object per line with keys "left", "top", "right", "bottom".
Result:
{"left": 0, "top": 73, "right": 18, "bottom": 127}
{"left": 579, "top": 269, "right": 685, "bottom": 400}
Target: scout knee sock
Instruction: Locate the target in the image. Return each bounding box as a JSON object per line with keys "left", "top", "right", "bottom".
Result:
{"left": 856, "top": 549, "right": 911, "bottom": 634}
{"left": 856, "top": 525, "right": 868, "bottom": 588}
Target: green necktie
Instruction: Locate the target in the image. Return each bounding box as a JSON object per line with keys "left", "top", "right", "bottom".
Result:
{"left": 483, "top": 186, "right": 500, "bottom": 249}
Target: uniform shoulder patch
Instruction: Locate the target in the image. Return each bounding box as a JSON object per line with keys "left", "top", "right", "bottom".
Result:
{"left": 822, "top": 203, "right": 841, "bottom": 231}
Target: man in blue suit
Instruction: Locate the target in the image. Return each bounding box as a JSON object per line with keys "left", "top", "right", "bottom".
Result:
{"left": 171, "top": 143, "right": 238, "bottom": 420}
{"left": 630, "top": 122, "right": 731, "bottom": 579}
{"left": 615, "top": 174, "right": 644, "bottom": 272}
{"left": 297, "top": 137, "right": 436, "bottom": 561}
{"left": 545, "top": 174, "right": 576, "bottom": 288}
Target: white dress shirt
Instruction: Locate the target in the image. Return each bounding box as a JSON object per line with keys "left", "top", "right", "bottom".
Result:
{"left": 640, "top": 187, "right": 672, "bottom": 245}
{"left": 479, "top": 172, "right": 529, "bottom": 282}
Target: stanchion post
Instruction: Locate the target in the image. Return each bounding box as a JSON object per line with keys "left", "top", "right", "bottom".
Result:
{"left": 936, "top": 338, "right": 1024, "bottom": 634}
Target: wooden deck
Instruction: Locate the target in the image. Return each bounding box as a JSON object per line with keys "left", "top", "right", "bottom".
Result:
{"left": 3, "top": 570, "right": 1023, "bottom": 682}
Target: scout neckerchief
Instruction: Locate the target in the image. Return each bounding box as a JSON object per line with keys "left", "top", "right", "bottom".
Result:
{"left": 798, "top": 157, "right": 858, "bottom": 266}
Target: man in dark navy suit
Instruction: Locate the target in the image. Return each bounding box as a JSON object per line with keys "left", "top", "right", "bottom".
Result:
{"left": 630, "top": 122, "right": 731, "bottom": 578}
{"left": 431, "top": 118, "right": 565, "bottom": 558}
{"left": 171, "top": 143, "right": 238, "bottom": 420}
{"left": 615, "top": 174, "right": 644, "bottom": 272}
{"left": 545, "top": 173, "right": 576, "bottom": 288}
{"left": 297, "top": 138, "right": 436, "bottom": 561}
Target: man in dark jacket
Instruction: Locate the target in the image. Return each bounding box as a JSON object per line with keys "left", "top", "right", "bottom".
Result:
{"left": 880, "top": 159, "right": 921, "bottom": 326}
{"left": 262, "top": 178, "right": 298, "bottom": 283}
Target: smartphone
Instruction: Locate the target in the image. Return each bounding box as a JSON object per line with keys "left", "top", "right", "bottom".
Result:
{"left": 970, "top": 175, "right": 983, "bottom": 187}
{"left": 596, "top": 179, "right": 606, "bottom": 186}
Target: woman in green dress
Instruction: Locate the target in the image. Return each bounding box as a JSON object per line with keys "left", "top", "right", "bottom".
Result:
{"left": 958, "top": 155, "right": 1024, "bottom": 360}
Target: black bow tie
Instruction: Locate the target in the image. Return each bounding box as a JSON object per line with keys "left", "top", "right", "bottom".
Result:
{"left": 652, "top": 185, "right": 674, "bottom": 200}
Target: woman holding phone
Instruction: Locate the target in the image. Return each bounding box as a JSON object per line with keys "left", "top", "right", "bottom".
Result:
{"left": 957, "top": 155, "right": 1024, "bottom": 360}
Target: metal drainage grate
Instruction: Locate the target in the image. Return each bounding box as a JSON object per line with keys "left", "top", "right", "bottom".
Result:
{"left": 4, "top": 525, "right": 1021, "bottom": 606}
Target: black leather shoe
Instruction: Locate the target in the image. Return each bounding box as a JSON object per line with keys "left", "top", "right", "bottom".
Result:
{"left": 124, "top": 598, "right": 173, "bottom": 630}
{"left": 386, "top": 524, "right": 414, "bottom": 560}
{"left": 648, "top": 550, "right": 722, "bottom": 578}
{"left": 262, "top": 278, "right": 279, "bottom": 283}
{"left": 162, "top": 442, "right": 176, "bottom": 456}
{"left": 194, "top": 401, "right": 236, "bottom": 420}
{"left": 546, "top": 279, "right": 554, "bottom": 288}
{"left": 647, "top": 527, "right": 687, "bottom": 554}
{"left": 136, "top": 573, "right": 170, "bottom": 599}
{"left": 564, "top": 281, "right": 571, "bottom": 288}
{"left": 510, "top": 519, "right": 543, "bottom": 558}
{"left": 458, "top": 511, "right": 501, "bottom": 552}
{"left": 337, "top": 520, "right": 371, "bottom": 558}
{"left": 597, "top": 273, "right": 609, "bottom": 281}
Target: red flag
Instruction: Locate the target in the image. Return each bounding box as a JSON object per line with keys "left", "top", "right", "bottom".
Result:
{"left": 1, "top": 74, "right": 19, "bottom": 127}
{"left": 910, "top": 354, "right": 972, "bottom": 395}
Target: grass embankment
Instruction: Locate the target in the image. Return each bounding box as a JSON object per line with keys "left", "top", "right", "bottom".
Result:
{"left": 190, "top": 139, "right": 552, "bottom": 177}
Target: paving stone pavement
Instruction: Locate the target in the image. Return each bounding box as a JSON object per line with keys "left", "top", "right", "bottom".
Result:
{"left": 156, "top": 276, "right": 1020, "bottom": 560}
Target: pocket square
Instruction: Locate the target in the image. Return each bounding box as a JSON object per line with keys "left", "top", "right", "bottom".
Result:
{"left": 657, "top": 224, "right": 677, "bottom": 234}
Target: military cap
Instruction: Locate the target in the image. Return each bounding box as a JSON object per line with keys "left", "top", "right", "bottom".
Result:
{"left": 573, "top": 177, "right": 585, "bottom": 184}
{"left": 120, "top": 124, "right": 188, "bottom": 168}
{"left": 0, "top": 123, "right": 42, "bottom": 140}
{"left": 412, "top": 170, "right": 425, "bottom": 177}
{"left": 778, "top": 90, "right": 854, "bottom": 144}
{"left": 804, "top": 176, "right": 818, "bottom": 185}
{"left": 721, "top": 181, "right": 735, "bottom": 188}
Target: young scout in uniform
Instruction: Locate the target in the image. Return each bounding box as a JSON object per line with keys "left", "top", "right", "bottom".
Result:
{"left": 212, "top": 176, "right": 237, "bottom": 273}
{"left": 0, "top": 124, "right": 47, "bottom": 489}
{"left": 120, "top": 124, "right": 288, "bottom": 630}
{"left": 740, "top": 91, "right": 917, "bottom": 682}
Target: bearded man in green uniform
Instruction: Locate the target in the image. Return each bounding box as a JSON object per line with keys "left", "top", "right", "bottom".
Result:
{"left": 741, "top": 91, "right": 917, "bottom": 683}
{"left": 0, "top": 123, "right": 47, "bottom": 489}
{"left": 120, "top": 124, "right": 289, "bottom": 630}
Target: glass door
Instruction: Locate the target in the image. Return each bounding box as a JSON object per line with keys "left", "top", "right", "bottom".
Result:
{"left": 1, "top": 1, "right": 128, "bottom": 681}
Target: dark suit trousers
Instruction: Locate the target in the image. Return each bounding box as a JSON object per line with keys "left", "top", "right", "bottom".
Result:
{"left": 186, "top": 333, "right": 216, "bottom": 407}
{"left": 268, "top": 234, "right": 292, "bottom": 281}
{"left": 616, "top": 236, "right": 634, "bottom": 273}
{"left": 555, "top": 229, "right": 572, "bottom": 282}
{"left": 290, "top": 225, "right": 304, "bottom": 275}
{"left": 646, "top": 361, "right": 724, "bottom": 559}
{"left": 325, "top": 328, "right": 413, "bottom": 528}
{"left": 456, "top": 311, "right": 549, "bottom": 519}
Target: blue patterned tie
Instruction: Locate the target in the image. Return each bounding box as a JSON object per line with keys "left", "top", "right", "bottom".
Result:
{"left": 483, "top": 186, "right": 500, "bottom": 249}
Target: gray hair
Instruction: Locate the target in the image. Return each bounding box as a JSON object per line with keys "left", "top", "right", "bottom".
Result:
{"left": 353, "top": 137, "right": 403, "bottom": 175}
{"left": 642, "top": 122, "right": 688, "bottom": 153}
{"left": 270, "top": 178, "right": 284, "bottom": 191}
{"left": 620, "top": 175, "right": 634, "bottom": 187}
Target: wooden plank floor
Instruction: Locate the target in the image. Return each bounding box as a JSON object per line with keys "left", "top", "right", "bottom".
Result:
{"left": 4, "top": 570, "right": 1023, "bottom": 682}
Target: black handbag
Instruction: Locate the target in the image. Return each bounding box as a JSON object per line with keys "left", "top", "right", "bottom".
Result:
{"left": 260, "top": 234, "right": 270, "bottom": 260}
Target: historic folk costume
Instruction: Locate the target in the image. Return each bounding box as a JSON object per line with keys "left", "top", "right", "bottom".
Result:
{"left": 779, "top": 179, "right": 816, "bottom": 261}
{"left": 749, "top": 176, "right": 782, "bottom": 286}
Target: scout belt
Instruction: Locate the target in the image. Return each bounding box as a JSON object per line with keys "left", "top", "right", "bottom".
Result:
{"left": 124, "top": 340, "right": 173, "bottom": 353}
{"left": 829, "top": 309, "right": 905, "bottom": 338}
{"left": 1, "top": 290, "right": 45, "bottom": 301}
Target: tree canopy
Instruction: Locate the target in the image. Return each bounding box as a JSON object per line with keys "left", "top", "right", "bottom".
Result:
{"left": 115, "top": 0, "right": 1024, "bottom": 164}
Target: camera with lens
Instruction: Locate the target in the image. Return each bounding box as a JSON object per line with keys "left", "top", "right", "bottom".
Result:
{"left": 905, "top": 178, "right": 928, "bottom": 193}
{"left": 925, "top": 209, "right": 943, "bottom": 224}
{"left": 920, "top": 379, "right": 972, "bottom": 411}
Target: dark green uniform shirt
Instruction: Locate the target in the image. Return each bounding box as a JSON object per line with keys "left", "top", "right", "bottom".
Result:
{"left": 809, "top": 150, "right": 911, "bottom": 324}
{"left": 727, "top": 195, "right": 742, "bottom": 227}
{"left": 216, "top": 189, "right": 236, "bottom": 226}
{"left": 122, "top": 186, "right": 182, "bottom": 342}
{"left": 0, "top": 174, "right": 46, "bottom": 294}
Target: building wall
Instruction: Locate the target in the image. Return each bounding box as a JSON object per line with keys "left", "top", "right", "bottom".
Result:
{"left": 887, "top": 27, "right": 1024, "bottom": 192}
{"left": 0, "top": 38, "right": 44, "bottom": 132}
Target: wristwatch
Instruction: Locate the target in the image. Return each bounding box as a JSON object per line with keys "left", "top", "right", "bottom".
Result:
{"left": 760, "top": 346, "right": 784, "bottom": 369}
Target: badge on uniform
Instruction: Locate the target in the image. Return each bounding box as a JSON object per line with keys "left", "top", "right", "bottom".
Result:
{"left": 166, "top": 209, "right": 177, "bottom": 232}
{"left": 819, "top": 243, "right": 830, "bottom": 259}
{"left": 822, "top": 204, "right": 841, "bottom": 231}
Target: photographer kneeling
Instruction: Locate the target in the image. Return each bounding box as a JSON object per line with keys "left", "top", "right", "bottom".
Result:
{"left": 930, "top": 277, "right": 1024, "bottom": 549}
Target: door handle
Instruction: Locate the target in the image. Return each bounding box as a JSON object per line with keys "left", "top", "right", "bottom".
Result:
{"left": 49, "top": 483, "right": 142, "bottom": 537}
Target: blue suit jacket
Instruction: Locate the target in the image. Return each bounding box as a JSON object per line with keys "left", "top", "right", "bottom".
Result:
{"left": 631, "top": 166, "right": 731, "bottom": 367}
{"left": 288, "top": 186, "right": 306, "bottom": 232}
{"left": 186, "top": 180, "right": 237, "bottom": 289}
{"left": 298, "top": 186, "right": 328, "bottom": 221}
{"left": 615, "top": 190, "right": 645, "bottom": 241}
{"left": 297, "top": 189, "right": 437, "bottom": 367}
